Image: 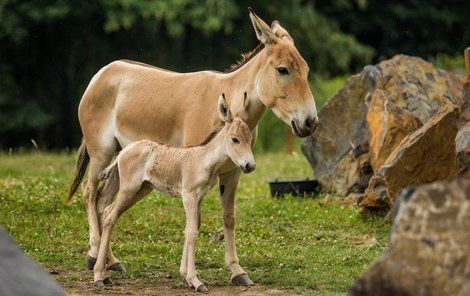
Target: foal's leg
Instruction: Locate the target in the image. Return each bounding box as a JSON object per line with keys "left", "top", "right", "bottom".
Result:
{"left": 181, "top": 193, "right": 207, "bottom": 293}
{"left": 180, "top": 198, "right": 204, "bottom": 286}
{"left": 96, "top": 168, "right": 125, "bottom": 273}
{"left": 94, "top": 184, "right": 151, "bottom": 288}
{"left": 219, "top": 170, "right": 253, "bottom": 285}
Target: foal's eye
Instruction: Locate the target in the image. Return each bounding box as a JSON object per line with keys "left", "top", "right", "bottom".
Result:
{"left": 276, "top": 67, "right": 289, "bottom": 76}
{"left": 231, "top": 137, "right": 240, "bottom": 144}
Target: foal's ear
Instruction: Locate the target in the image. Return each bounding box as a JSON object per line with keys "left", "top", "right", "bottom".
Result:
{"left": 271, "top": 20, "right": 294, "bottom": 44}
{"left": 248, "top": 7, "right": 276, "bottom": 45}
{"left": 218, "top": 93, "right": 232, "bottom": 123}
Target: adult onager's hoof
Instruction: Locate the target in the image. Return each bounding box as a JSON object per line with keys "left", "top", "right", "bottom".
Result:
{"left": 94, "top": 277, "right": 112, "bottom": 289}
{"left": 103, "top": 277, "right": 113, "bottom": 286}
{"left": 86, "top": 255, "right": 96, "bottom": 270}
{"left": 107, "top": 262, "right": 126, "bottom": 273}
{"left": 196, "top": 284, "right": 209, "bottom": 293}
{"left": 231, "top": 273, "right": 254, "bottom": 286}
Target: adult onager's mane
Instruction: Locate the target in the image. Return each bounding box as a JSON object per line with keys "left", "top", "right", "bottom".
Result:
{"left": 226, "top": 43, "right": 265, "bottom": 73}
{"left": 190, "top": 123, "right": 224, "bottom": 147}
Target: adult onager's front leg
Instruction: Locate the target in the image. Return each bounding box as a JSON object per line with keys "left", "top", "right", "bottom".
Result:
{"left": 181, "top": 192, "right": 208, "bottom": 293}
{"left": 219, "top": 170, "right": 253, "bottom": 286}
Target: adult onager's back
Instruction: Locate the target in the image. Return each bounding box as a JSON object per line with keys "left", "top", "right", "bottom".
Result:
{"left": 93, "top": 95, "right": 255, "bottom": 292}
{"left": 69, "top": 8, "right": 318, "bottom": 287}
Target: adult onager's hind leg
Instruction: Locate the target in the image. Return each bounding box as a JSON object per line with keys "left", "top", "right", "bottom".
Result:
{"left": 219, "top": 170, "right": 254, "bottom": 286}
{"left": 85, "top": 154, "right": 115, "bottom": 264}
{"left": 94, "top": 184, "right": 152, "bottom": 288}
{"left": 96, "top": 168, "right": 126, "bottom": 273}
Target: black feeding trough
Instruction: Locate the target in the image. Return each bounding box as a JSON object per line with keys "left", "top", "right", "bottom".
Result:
{"left": 268, "top": 178, "right": 320, "bottom": 197}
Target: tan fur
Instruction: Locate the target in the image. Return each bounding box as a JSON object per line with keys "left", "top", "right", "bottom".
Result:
{"left": 92, "top": 100, "right": 254, "bottom": 291}
{"left": 75, "top": 9, "right": 318, "bottom": 285}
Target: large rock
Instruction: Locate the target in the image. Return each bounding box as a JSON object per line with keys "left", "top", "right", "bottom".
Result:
{"left": 457, "top": 122, "right": 470, "bottom": 178}
{"left": 301, "top": 73, "right": 370, "bottom": 195}
{"left": 361, "top": 105, "right": 459, "bottom": 211}
{"left": 366, "top": 89, "right": 422, "bottom": 171}
{"left": 457, "top": 47, "right": 470, "bottom": 178}
{"left": 0, "top": 228, "right": 65, "bottom": 296}
{"left": 302, "top": 55, "right": 462, "bottom": 197}
{"left": 349, "top": 178, "right": 470, "bottom": 296}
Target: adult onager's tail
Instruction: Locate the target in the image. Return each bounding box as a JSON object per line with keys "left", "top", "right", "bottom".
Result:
{"left": 66, "top": 140, "right": 89, "bottom": 203}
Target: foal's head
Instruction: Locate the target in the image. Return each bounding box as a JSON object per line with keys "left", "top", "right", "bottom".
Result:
{"left": 248, "top": 8, "right": 318, "bottom": 137}
{"left": 218, "top": 94, "right": 255, "bottom": 174}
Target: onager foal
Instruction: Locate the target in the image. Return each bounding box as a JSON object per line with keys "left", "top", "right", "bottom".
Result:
{"left": 93, "top": 94, "right": 255, "bottom": 292}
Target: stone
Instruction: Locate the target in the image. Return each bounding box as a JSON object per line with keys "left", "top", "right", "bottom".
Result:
{"left": 301, "top": 73, "right": 370, "bottom": 196}
{"left": 361, "top": 105, "right": 459, "bottom": 212}
{"left": 457, "top": 122, "right": 470, "bottom": 178}
{"left": 349, "top": 178, "right": 470, "bottom": 296}
{"left": 457, "top": 47, "right": 470, "bottom": 178}
{"left": 366, "top": 89, "right": 422, "bottom": 171}
{"left": 0, "top": 227, "right": 65, "bottom": 296}
{"left": 302, "top": 55, "right": 462, "bottom": 196}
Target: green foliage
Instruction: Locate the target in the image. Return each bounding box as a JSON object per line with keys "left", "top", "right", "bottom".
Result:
{"left": 0, "top": 151, "right": 391, "bottom": 294}
{"left": 431, "top": 53, "right": 466, "bottom": 76}
{"left": 314, "top": 0, "right": 470, "bottom": 59}
{"left": 0, "top": 0, "right": 466, "bottom": 149}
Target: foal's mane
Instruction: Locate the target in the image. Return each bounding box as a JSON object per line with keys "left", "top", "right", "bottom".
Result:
{"left": 225, "top": 43, "right": 265, "bottom": 73}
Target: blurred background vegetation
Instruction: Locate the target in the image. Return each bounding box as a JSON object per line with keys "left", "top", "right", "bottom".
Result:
{"left": 0, "top": 0, "right": 468, "bottom": 151}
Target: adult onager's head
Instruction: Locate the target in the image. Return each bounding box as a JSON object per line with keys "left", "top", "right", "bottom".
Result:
{"left": 218, "top": 93, "right": 255, "bottom": 173}
{"left": 248, "top": 8, "right": 318, "bottom": 137}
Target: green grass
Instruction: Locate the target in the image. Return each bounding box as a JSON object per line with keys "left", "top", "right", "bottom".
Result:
{"left": 0, "top": 151, "right": 390, "bottom": 295}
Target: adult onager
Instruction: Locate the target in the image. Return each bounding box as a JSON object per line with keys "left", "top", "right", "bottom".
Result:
{"left": 93, "top": 94, "right": 254, "bottom": 292}
{"left": 68, "top": 8, "right": 318, "bottom": 286}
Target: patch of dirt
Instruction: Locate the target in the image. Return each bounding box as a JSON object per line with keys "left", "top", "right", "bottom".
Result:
{"left": 59, "top": 271, "right": 298, "bottom": 296}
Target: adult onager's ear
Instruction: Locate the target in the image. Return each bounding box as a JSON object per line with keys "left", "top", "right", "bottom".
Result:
{"left": 271, "top": 20, "right": 294, "bottom": 43}
{"left": 218, "top": 93, "right": 232, "bottom": 123}
{"left": 248, "top": 7, "right": 276, "bottom": 45}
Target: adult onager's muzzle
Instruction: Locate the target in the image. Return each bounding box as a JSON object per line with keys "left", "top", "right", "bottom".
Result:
{"left": 291, "top": 116, "right": 319, "bottom": 138}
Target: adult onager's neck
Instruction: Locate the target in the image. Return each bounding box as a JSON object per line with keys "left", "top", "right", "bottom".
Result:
{"left": 221, "top": 49, "right": 267, "bottom": 130}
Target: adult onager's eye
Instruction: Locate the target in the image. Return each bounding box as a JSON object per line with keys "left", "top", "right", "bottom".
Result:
{"left": 231, "top": 137, "right": 240, "bottom": 144}
{"left": 276, "top": 67, "right": 289, "bottom": 76}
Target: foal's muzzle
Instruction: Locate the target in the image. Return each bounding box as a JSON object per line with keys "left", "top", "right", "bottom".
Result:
{"left": 240, "top": 162, "right": 256, "bottom": 174}
{"left": 291, "top": 116, "right": 318, "bottom": 138}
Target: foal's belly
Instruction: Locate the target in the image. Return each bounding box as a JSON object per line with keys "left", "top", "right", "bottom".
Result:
{"left": 149, "top": 180, "right": 181, "bottom": 198}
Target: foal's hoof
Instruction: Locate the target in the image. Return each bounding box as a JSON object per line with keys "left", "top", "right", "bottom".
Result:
{"left": 94, "top": 280, "right": 105, "bottom": 290}
{"left": 231, "top": 273, "right": 254, "bottom": 286}
{"left": 107, "top": 262, "right": 126, "bottom": 273}
{"left": 86, "top": 255, "right": 97, "bottom": 270}
{"left": 196, "top": 284, "right": 209, "bottom": 293}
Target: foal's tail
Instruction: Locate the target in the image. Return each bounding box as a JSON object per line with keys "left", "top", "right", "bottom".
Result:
{"left": 66, "top": 140, "right": 89, "bottom": 204}
{"left": 98, "top": 158, "right": 118, "bottom": 181}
